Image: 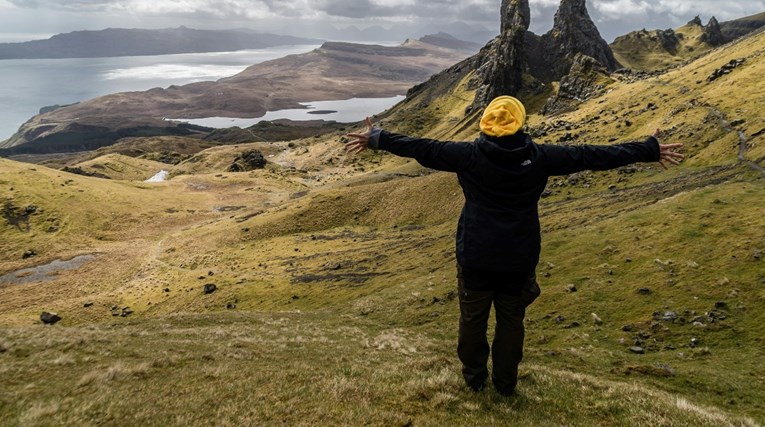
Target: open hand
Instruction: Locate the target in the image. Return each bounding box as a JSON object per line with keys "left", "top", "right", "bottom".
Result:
{"left": 654, "top": 128, "right": 684, "bottom": 169}
{"left": 345, "top": 117, "right": 374, "bottom": 154}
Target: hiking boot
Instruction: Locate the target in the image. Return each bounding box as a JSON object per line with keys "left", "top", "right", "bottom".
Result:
{"left": 466, "top": 381, "right": 486, "bottom": 392}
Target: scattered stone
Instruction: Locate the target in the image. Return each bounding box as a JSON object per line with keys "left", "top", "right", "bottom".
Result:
{"left": 163, "top": 288, "right": 170, "bottom": 293}
{"left": 324, "top": 262, "right": 342, "bottom": 271}
{"left": 203, "top": 284, "right": 217, "bottom": 295}
{"left": 83, "top": 302, "right": 94, "bottom": 308}
{"left": 554, "top": 315, "right": 566, "bottom": 323}
{"left": 730, "top": 119, "right": 746, "bottom": 127}
{"left": 226, "top": 302, "right": 236, "bottom": 310}
{"left": 622, "top": 324, "right": 635, "bottom": 332}
{"left": 591, "top": 313, "right": 603, "bottom": 325}
{"left": 715, "top": 301, "right": 728, "bottom": 309}
{"left": 637, "top": 287, "right": 651, "bottom": 295}
{"left": 208, "top": 271, "right": 215, "bottom": 276}
{"left": 707, "top": 58, "right": 745, "bottom": 82}
{"left": 718, "top": 277, "right": 731, "bottom": 286}
{"left": 565, "top": 284, "right": 577, "bottom": 293}
{"left": 629, "top": 346, "right": 645, "bottom": 354}
{"left": 22, "top": 250, "right": 37, "bottom": 259}
{"left": 40, "top": 312, "right": 62, "bottom": 325}
{"left": 753, "top": 249, "right": 762, "bottom": 260}
{"left": 563, "top": 322, "right": 581, "bottom": 329}
{"left": 690, "top": 337, "right": 701, "bottom": 348}
{"left": 121, "top": 308, "right": 133, "bottom": 317}
{"left": 291, "top": 295, "right": 300, "bottom": 300}
{"left": 625, "top": 258, "right": 633, "bottom": 263}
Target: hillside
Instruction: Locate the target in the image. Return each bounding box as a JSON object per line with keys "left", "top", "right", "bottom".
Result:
{"left": 611, "top": 12, "right": 765, "bottom": 71}
{"left": 1, "top": 3, "right": 765, "bottom": 426}
{"left": 0, "top": 27, "right": 320, "bottom": 60}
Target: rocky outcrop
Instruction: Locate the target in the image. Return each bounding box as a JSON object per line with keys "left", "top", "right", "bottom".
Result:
{"left": 228, "top": 150, "right": 267, "bottom": 172}
{"left": 654, "top": 29, "right": 681, "bottom": 55}
{"left": 539, "top": 0, "right": 620, "bottom": 81}
{"left": 541, "top": 53, "right": 613, "bottom": 115}
{"left": 700, "top": 17, "right": 726, "bottom": 46}
{"left": 471, "top": 0, "right": 530, "bottom": 108}
{"left": 688, "top": 16, "right": 703, "bottom": 27}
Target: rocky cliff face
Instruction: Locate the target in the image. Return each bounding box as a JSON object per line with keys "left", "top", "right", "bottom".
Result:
{"left": 470, "top": 0, "right": 530, "bottom": 108}
{"left": 541, "top": 53, "right": 613, "bottom": 115}
{"left": 539, "top": 0, "right": 620, "bottom": 82}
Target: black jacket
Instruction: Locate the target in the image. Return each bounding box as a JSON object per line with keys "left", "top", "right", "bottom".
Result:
{"left": 369, "top": 129, "right": 660, "bottom": 272}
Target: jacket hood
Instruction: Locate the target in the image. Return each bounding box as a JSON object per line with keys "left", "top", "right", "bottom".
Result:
{"left": 475, "top": 132, "right": 538, "bottom": 172}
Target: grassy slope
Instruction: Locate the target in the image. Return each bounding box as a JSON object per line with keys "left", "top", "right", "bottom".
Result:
{"left": 1, "top": 31, "right": 764, "bottom": 427}
{"left": 611, "top": 24, "right": 710, "bottom": 71}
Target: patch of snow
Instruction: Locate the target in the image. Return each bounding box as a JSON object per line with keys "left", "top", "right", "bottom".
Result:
{"left": 145, "top": 170, "right": 169, "bottom": 182}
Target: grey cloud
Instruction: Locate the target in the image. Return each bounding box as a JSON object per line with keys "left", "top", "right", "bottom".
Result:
{"left": 3, "top": 0, "right": 764, "bottom": 43}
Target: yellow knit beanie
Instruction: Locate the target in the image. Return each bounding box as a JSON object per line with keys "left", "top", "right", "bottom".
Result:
{"left": 479, "top": 96, "right": 526, "bottom": 137}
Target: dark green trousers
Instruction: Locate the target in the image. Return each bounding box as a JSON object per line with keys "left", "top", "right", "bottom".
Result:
{"left": 457, "top": 266, "right": 540, "bottom": 394}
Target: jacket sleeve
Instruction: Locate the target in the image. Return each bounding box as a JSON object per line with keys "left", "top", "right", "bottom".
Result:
{"left": 369, "top": 128, "right": 474, "bottom": 172}
{"left": 540, "top": 136, "right": 661, "bottom": 176}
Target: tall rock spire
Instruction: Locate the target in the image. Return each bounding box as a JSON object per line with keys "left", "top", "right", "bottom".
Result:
{"left": 501, "top": 0, "right": 531, "bottom": 34}
{"left": 472, "top": 0, "right": 530, "bottom": 107}
{"left": 540, "top": 0, "right": 619, "bottom": 81}
{"left": 700, "top": 16, "right": 726, "bottom": 45}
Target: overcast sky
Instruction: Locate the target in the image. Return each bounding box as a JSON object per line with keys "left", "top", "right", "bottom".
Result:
{"left": 0, "top": 0, "right": 763, "bottom": 43}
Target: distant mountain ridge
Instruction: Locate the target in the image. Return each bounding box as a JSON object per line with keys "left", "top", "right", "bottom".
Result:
{"left": 0, "top": 27, "right": 322, "bottom": 59}
{"left": 0, "top": 36, "right": 473, "bottom": 154}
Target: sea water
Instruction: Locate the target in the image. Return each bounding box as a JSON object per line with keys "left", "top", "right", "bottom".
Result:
{"left": 173, "top": 95, "right": 407, "bottom": 129}
{"left": 0, "top": 45, "right": 322, "bottom": 141}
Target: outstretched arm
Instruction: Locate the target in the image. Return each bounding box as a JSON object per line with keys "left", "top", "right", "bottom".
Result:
{"left": 542, "top": 129, "right": 684, "bottom": 176}
{"left": 345, "top": 117, "right": 474, "bottom": 172}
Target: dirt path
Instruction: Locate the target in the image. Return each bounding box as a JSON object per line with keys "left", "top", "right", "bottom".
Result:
{"left": 706, "top": 105, "right": 765, "bottom": 174}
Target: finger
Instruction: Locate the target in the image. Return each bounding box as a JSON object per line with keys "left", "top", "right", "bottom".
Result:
{"left": 352, "top": 145, "right": 366, "bottom": 154}
{"left": 659, "top": 160, "right": 668, "bottom": 170}
{"left": 653, "top": 128, "right": 661, "bottom": 137}
{"left": 667, "top": 152, "right": 685, "bottom": 159}
{"left": 346, "top": 133, "right": 368, "bottom": 139}
{"left": 365, "top": 117, "right": 373, "bottom": 130}
{"left": 661, "top": 143, "right": 684, "bottom": 149}
{"left": 664, "top": 158, "right": 681, "bottom": 165}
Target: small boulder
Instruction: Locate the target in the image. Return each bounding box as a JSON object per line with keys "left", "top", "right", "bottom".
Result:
{"left": 83, "top": 302, "right": 94, "bottom": 308}
{"left": 637, "top": 287, "right": 651, "bottom": 295}
{"left": 203, "top": 284, "right": 217, "bottom": 295}
{"left": 40, "top": 311, "right": 62, "bottom": 325}
{"left": 591, "top": 313, "right": 603, "bottom": 325}
{"left": 565, "top": 284, "right": 577, "bottom": 293}
{"left": 629, "top": 346, "right": 645, "bottom": 354}
{"left": 22, "top": 250, "right": 37, "bottom": 259}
